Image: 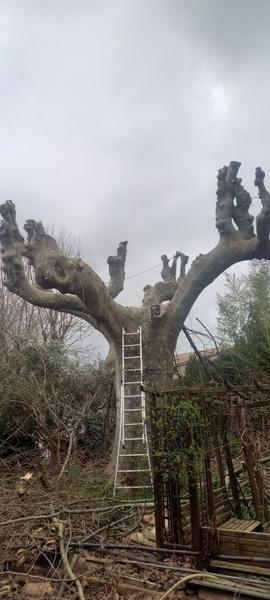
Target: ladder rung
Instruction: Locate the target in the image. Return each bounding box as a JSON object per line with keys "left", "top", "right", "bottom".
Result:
{"left": 124, "top": 395, "right": 141, "bottom": 398}
{"left": 124, "top": 409, "right": 142, "bottom": 412}
{"left": 124, "top": 437, "right": 144, "bottom": 441}
{"left": 125, "top": 368, "right": 141, "bottom": 372}
{"left": 124, "top": 422, "right": 143, "bottom": 426}
{"left": 124, "top": 344, "right": 140, "bottom": 347}
{"left": 118, "top": 469, "right": 150, "bottom": 473}
{"left": 124, "top": 356, "right": 140, "bottom": 359}
{"left": 123, "top": 332, "right": 139, "bottom": 336}
{"left": 119, "top": 454, "right": 148, "bottom": 457}
{"left": 124, "top": 381, "right": 141, "bottom": 385}
{"left": 116, "top": 485, "right": 152, "bottom": 489}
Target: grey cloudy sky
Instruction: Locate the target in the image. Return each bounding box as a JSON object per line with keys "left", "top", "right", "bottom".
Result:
{"left": 1, "top": 0, "right": 270, "bottom": 355}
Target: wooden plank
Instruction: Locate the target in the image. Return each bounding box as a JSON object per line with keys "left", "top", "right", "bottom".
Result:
{"left": 218, "top": 541, "right": 270, "bottom": 555}
{"left": 243, "top": 520, "right": 261, "bottom": 532}
{"left": 210, "top": 559, "right": 270, "bottom": 577}
{"left": 221, "top": 537, "right": 270, "bottom": 550}
{"left": 216, "top": 529, "right": 242, "bottom": 538}
{"left": 239, "top": 548, "right": 270, "bottom": 557}
{"left": 220, "top": 518, "right": 238, "bottom": 530}
{"left": 238, "top": 539, "right": 270, "bottom": 549}
{"left": 234, "top": 520, "right": 255, "bottom": 532}
{"left": 203, "top": 526, "right": 269, "bottom": 540}
{"left": 219, "top": 518, "right": 261, "bottom": 532}
{"left": 236, "top": 520, "right": 260, "bottom": 532}
{"left": 190, "top": 579, "right": 270, "bottom": 599}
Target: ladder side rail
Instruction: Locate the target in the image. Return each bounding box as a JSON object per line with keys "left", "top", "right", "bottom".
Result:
{"left": 113, "top": 383, "right": 124, "bottom": 498}
{"left": 139, "top": 326, "right": 146, "bottom": 443}
{"left": 144, "top": 397, "right": 153, "bottom": 487}
{"left": 121, "top": 328, "right": 125, "bottom": 444}
{"left": 139, "top": 326, "right": 152, "bottom": 485}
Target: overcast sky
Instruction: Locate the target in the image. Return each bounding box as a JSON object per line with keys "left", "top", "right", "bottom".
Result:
{"left": 1, "top": 0, "right": 270, "bottom": 356}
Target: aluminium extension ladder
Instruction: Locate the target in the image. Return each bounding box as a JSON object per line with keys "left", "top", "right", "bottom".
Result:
{"left": 113, "top": 327, "right": 152, "bottom": 497}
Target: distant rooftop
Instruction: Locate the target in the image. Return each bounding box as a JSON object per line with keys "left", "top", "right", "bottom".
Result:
{"left": 174, "top": 348, "right": 218, "bottom": 373}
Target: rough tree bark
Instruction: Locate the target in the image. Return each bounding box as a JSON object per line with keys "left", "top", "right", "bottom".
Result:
{"left": 1, "top": 162, "right": 270, "bottom": 464}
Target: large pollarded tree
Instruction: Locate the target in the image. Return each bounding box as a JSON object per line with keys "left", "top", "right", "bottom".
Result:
{"left": 0, "top": 161, "right": 270, "bottom": 441}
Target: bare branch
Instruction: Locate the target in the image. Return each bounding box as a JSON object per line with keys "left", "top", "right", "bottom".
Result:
{"left": 107, "top": 240, "right": 128, "bottom": 298}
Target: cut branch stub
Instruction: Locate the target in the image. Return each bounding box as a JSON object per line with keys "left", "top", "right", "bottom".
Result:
{"left": 255, "top": 167, "right": 270, "bottom": 243}
{"left": 216, "top": 162, "right": 241, "bottom": 238}
{"left": 0, "top": 200, "right": 26, "bottom": 292}
{"left": 216, "top": 161, "right": 255, "bottom": 241}
{"left": 143, "top": 251, "right": 188, "bottom": 307}
{"left": 232, "top": 178, "right": 254, "bottom": 240}
{"left": 179, "top": 253, "right": 189, "bottom": 279}
{"left": 143, "top": 281, "right": 178, "bottom": 307}
{"left": 107, "top": 240, "right": 128, "bottom": 298}
{"left": 0, "top": 200, "right": 24, "bottom": 245}
{"left": 161, "top": 252, "right": 181, "bottom": 282}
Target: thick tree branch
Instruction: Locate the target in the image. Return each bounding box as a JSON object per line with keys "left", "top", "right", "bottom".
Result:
{"left": 0, "top": 201, "right": 127, "bottom": 341}
{"left": 167, "top": 163, "right": 270, "bottom": 339}
{"left": 0, "top": 203, "right": 87, "bottom": 313}
{"left": 107, "top": 240, "right": 128, "bottom": 298}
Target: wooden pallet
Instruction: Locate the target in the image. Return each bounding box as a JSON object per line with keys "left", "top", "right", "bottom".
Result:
{"left": 202, "top": 526, "right": 270, "bottom": 559}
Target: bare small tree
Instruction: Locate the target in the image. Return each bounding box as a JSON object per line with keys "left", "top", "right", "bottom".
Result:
{"left": 1, "top": 162, "right": 270, "bottom": 457}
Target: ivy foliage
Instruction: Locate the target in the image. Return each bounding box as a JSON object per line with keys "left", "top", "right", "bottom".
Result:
{"left": 151, "top": 396, "right": 207, "bottom": 485}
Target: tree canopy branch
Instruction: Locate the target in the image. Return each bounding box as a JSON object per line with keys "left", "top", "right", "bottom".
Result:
{"left": 0, "top": 201, "right": 125, "bottom": 341}
{"left": 167, "top": 163, "right": 270, "bottom": 338}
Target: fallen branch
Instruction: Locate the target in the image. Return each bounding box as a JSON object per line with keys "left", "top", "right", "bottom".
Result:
{"left": 52, "top": 517, "right": 85, "bottom": 600}
{"left": 57, "top": 553, "right": 78, "bottom": 599}
{"left": 82, "top": 574, "right": 158, "bottom": 595}
{"left": 159, "top": 573, "right": 218, "bottom": 600}
{"left": 0, "top": 512, "right": 59, "bottom": 526}
{"left": 71, "top": 541, "right": 200, "bottom": 556}
{"left": 58, "top": 431, "right": 74, "bottom": 480}
{"left": 0, "top": 571, "right": 71, "bottom": 583}
{"left": 79, "top": 510, "right": 134, "bottom": 544}
{"left": 0, "top": 503, "right": 140, "bottom": 527}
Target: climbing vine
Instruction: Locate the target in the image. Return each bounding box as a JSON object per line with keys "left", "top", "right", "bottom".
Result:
{"left": 151, "top": 395, "right": 208, "bottom": 485}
